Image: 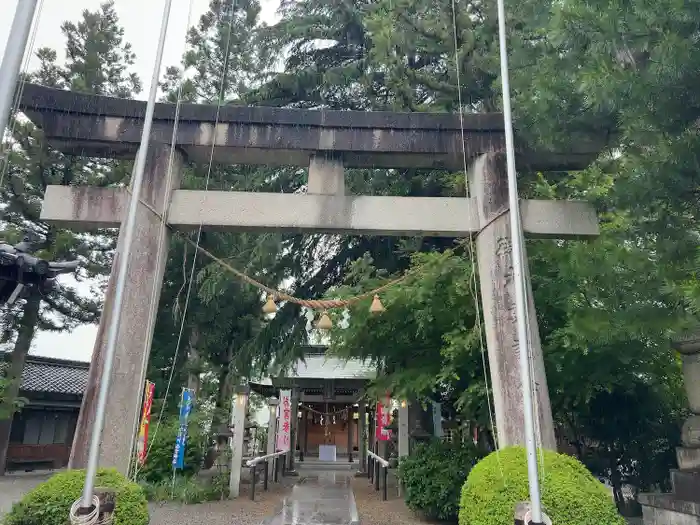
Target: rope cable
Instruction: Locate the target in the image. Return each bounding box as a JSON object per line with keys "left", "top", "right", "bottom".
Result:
{"left": 134, "top": 0, "right": 241, "bottom": 478}
{"left": 68, "top": 495, "right": 109, "bottom": 525}
{"left": 130, "top": 0, "right": 197, "bottom": 481}
{"left": 300, "top": 403, "right": 357, "bottom": 417}
{"left": 450, "top": 0, "right": 502, "bottom": 474}
{"left": 522, "top": 249, "right": 547, "bottom": 483}
{"left": 147, "top": 0, "right": 240, "bottom": 445}
{"left": 128, "top": 51, "right": 190, "bottom": 480}
{"left": 124, "top": 186, "right": 426, "bottom": 310}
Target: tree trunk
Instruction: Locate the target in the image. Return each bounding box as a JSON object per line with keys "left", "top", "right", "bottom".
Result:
{"left": 211, "top": 344, "right": 234, "bottom": 432}
{"left": 0, "top": 292, "right": 41, "bottom": 474}
{"left": 478, "top": 426, "right": 496, "bottom": 452}
{"left": 218, "top": 366, "right": 234, "bottom": 414}
{"left": 610, "top": 457, "right": 625, "bottom": 511}
{"left": 186, "top": 327, "right": 200, "bottom": 395}
{"left": 210, "top": 366, "right": 229, "bottom": 433}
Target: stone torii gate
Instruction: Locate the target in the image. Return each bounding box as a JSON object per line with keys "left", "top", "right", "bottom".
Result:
{"left": 19, "top": 83, "right": 600, "bottom": 474}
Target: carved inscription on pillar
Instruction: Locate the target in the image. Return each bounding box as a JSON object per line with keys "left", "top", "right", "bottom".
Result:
{"left": 496, "top": 236, "right": 521, "bottom": 360}
{"left": 470, "top": 152, "right": 556, "bottom": 450}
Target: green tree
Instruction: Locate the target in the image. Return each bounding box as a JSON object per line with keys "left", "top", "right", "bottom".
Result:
{"left": 161, "top": 0, "right": 272, "bottom": 103}
{"left": 509, "top": 0, "right": 699, "bottom": 279}
{"left": 0, "top": 0, "right": 140, "bottom": 472}
{"left": 326, "top": 250, "right": 489, "bottom": 427}
{"left": 149, "top": 0, "right": 291, "bottom": 427}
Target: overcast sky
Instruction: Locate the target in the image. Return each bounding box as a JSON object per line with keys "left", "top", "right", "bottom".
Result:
{"left": 0, "top": 0, "right": 280, "bottom": 362}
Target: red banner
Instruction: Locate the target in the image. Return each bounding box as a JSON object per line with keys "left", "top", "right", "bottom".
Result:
{"left": 376, "top": 396, "right": 392, "bottom": 441}
{"left": 277, "top": 390, "right": 292, "bottom": 451}
{"left": 136, "top": 380, "right": 155, "bottom": 465}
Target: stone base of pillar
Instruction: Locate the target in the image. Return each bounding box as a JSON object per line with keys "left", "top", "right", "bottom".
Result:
{"left": 677, "top": 447, "right": 700, "bottom": 471}
{"left": 640, "top": 332, "right": 700, "bottom": 524}
{"left": 639, "top": 493, "right": 700, "bottom": 524}
{"left": 639, "top": 451, "right": 700, "bottom": 524}
{"left": 671, "top": 469, "right": 700, "bottom": 502}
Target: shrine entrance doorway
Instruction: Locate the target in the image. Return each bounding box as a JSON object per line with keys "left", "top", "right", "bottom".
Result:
{"left": 299, "top": 402, "right": 360, "bottom": 462}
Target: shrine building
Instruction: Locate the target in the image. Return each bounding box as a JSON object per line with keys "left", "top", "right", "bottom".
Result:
{"left": 249, "top": 345, "right": 377, "bottom": 463}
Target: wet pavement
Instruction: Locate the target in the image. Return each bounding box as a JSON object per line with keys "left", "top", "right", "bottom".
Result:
{"left": 264, "top": 471, "right": 359, "bottom": 525}
{"left": 0, "top": 470, "right": 52, "bottom": 516}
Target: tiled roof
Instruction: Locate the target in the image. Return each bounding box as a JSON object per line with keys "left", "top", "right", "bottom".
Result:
{"left": 252, "top": 347, "right": 377, "bottom": 386}
{"left": 0, "top": 354, "right": 89, "bottom": 395}
{"left": 289, "top": 355, "right": 376, "bottom": 380}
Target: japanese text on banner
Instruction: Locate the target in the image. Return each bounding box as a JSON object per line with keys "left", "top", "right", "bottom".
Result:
{"left": 172, "top": 389, "right": 193, "bottom": 470}
{"left": 276, "top": 389, "right": 292, "bottom": 451}
{"left": 376, "top": 398, "right": 392, "bottom": 441}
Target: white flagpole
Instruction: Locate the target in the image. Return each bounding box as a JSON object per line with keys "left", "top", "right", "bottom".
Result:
{"left": 0, "top": 0, "right": 39, "bottom": 135}
{"left": 494, "top": 0, "right": 545, "bottom": 521}
{"left": 79, "top": 0, "right": 174, "bottom": 510}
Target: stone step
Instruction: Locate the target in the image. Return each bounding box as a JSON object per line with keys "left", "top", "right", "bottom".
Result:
{"left": 297, "top": 461, "right": 358, "bottom": 471}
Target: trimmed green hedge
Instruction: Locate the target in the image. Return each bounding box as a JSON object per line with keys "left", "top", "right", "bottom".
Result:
{"left": 459, "top": 446, "right": 625, "bottom": 525}
{"left": 398, "top": 439, "right": 482, "bottom": 521}
{"left": 4, "top": 468, "right": 149, "bottom": 525}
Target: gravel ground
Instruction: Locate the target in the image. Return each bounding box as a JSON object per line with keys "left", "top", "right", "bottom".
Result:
{"left": 0, "top": 470, "right": 293, "bottom": 525}
{"left": 350, "top": 476, "right": 433, "bottom": 525}
{"left": 149, "top": 481, "right": 294, "bottom": 525}
{"left": 0, "top": 470, "right": 643, "bottom": 525}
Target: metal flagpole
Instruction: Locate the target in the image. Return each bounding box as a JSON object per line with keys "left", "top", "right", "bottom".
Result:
{"left": 79, "top": 0, "right": 174, "bottom": 510}
{"left": 0, "top": 0, "right": 39, "bottom": 135}
{"left": 494, "top": 0, "right": 545, "bottom": 522}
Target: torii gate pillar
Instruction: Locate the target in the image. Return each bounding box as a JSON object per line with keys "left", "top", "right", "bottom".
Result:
{"left": 69, "top": 143, "right": 183, "bottom": 474}
{"left": 470, "top": 152, "right": 556, "bottom": 450}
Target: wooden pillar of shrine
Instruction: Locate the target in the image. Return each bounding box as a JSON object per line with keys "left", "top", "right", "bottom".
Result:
{"left": 358, "top": 399, "right": 367, "bottom": 472}
{"left": 287, "top": 389, "right": 299, "bottom": 472}
{"left": 347, "top": 404, "right": 354, "bottom": 462}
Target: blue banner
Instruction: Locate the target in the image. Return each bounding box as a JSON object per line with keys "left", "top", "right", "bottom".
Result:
{"left": 172, "top": 389, "right": 193, "bottom": 470}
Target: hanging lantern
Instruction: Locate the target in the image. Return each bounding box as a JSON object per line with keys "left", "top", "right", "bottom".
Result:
{"left": 262, "top": 294, "right": 277, "bottom": 314}
{"left": 369, "top": 294, "right": 385, "bottom": 314}
{"left": 317, "top": 311, "right": 332, "bottom": 330}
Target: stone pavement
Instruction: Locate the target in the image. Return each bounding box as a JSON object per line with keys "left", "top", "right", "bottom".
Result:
{"left": 263, "top": 471, "right": 359, "bottom": 525}
{"left": 0, "top": 470, "right": 52, "bottom": 515}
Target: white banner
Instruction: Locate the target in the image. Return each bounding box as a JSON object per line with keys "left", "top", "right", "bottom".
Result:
{"left": 276, "top": 389, "right": 292, "bottom": 452}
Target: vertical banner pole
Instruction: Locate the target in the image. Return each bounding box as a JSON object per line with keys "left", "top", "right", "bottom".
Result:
{"left": 133, "top": 380, "right": 155, "bottom": 478}
{"left": 171, "top": 388, "right": 192, "bottom": 498}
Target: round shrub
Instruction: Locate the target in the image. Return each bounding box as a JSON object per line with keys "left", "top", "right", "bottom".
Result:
{"left": 459, "top": 446, "right": 625, "bottom": 525}
{"left": 4, "top": 468, "right": 149, "bottom": 525}
{"left": 398, "top": 439, "right": 483, "bottom": 521}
